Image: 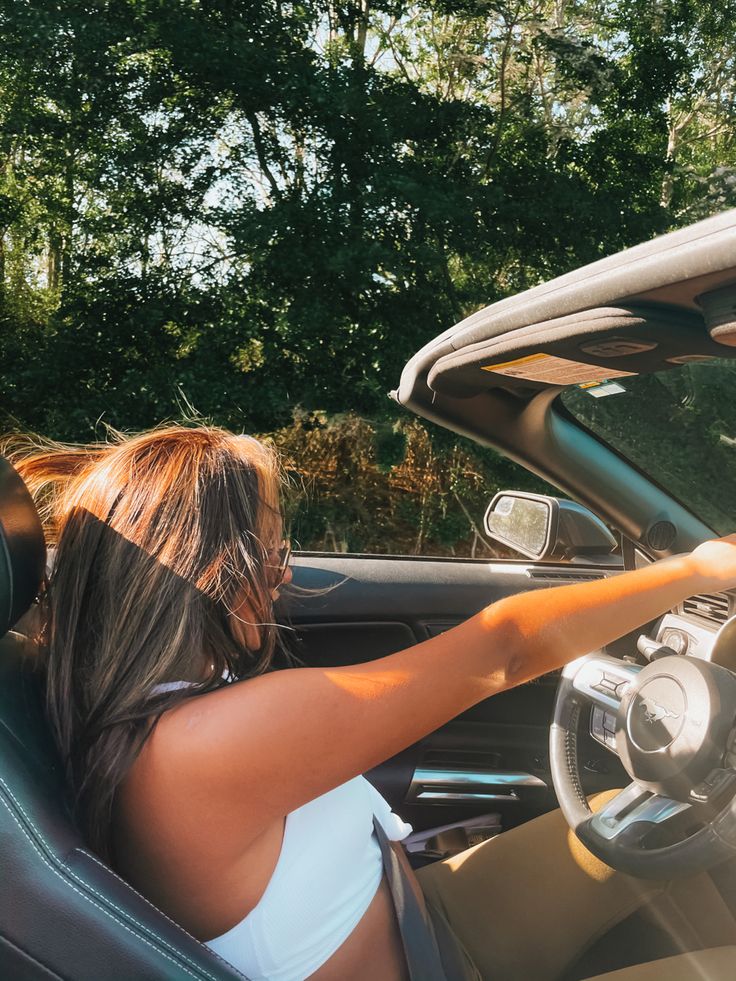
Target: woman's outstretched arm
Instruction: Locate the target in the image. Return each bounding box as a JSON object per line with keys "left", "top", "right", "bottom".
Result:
{"left": 148, "top": 538, "right": 736, "bottom": 839}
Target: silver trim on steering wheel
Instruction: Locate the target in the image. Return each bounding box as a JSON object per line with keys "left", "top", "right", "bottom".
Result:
{"left": 589, "top": 782, "right": 691, "bottom": 841}
{"left": 571, "top": 655, "right": 642, "bottom": 711}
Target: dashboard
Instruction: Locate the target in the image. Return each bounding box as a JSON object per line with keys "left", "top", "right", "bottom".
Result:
{"left": 655, "top": 591, "right": 736, "bottom": 671}
{"left": 588, "top": 590, "right": 736, "bottom": 754}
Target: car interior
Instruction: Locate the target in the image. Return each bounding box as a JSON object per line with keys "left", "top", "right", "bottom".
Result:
{"left": 3, "top": 208, "right": 736, "bottom": 978}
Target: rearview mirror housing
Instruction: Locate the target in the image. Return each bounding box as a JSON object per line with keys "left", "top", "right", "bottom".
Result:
{"left": 484, "top": 491, "right": 618, "bottom": 562}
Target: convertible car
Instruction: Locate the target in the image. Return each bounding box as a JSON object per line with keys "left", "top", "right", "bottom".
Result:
{"left": 3, "top": 208, "right": 736, "bottom": 978}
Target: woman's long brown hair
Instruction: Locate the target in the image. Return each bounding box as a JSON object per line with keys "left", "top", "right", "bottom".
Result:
{"left": 5, "top": 424, "right": 290, "bottom": 863}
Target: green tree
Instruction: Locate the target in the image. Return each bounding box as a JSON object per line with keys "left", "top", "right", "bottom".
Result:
{"left": 1, "top": 0, "right": 735, "bottom": 550}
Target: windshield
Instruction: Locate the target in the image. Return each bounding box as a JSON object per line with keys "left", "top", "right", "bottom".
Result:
{"left": 560, "top": 358, "right": 736, "bottom": 536}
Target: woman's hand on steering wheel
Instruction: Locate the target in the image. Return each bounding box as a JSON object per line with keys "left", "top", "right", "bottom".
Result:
{"left": 689, "top": 533, "right": 736, "bottom": 590}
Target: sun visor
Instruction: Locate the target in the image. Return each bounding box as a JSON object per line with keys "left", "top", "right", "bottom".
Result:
{"left": 426, "top": 305, "right": 735, "bottom": 397}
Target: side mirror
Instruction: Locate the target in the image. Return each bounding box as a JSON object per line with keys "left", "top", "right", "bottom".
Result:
{"left": 484, "top": 491, "right": 618, "bottom": 562}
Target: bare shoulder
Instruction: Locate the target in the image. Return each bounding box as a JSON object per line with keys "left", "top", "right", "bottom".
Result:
{"left": 122, "top": 683, "right": 277, "bottom": 849}
{"left": 114, "top": 718, "right": 288, "bottom": 939}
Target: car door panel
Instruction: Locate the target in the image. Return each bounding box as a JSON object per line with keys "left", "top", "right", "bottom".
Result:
{"left": 286, "top": 554, "right": 630, "bottom": 834}
{"left": 293, "top": 621, "right": 418, "bottom": 665}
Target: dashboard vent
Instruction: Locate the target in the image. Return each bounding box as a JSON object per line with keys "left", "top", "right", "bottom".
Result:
{"left": 681, "top": 592, "right": 732, "bottom": 624}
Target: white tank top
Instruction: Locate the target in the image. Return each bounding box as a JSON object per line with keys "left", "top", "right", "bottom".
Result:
{"left": 150, "top": 681, "right": 413, "bottom": 981}
{"left": 206, "top": 774, "right": 412, "bottom": 981}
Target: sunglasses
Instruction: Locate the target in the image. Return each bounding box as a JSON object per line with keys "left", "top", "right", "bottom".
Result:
{"left": 266, "top": 539, "right": 292, "bottom": 588}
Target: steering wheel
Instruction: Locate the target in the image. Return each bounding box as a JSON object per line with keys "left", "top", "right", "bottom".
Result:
{"left": 550, "top": 650, "right": 736, "bottom": 878}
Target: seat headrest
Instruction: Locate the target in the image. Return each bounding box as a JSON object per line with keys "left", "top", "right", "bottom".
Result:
{"left": 0, "top": 456, "right": 45, "bottom": 637}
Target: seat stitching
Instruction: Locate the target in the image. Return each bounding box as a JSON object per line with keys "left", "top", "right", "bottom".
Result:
{"left": 75, "top": 847, "right": 212, "bottom": 942}
{"left": 0, "top": 785, "right": 203, "bottom": 981}
{"left": 75, "top": 848, "right": 247, "bottom": 979}
{"left": 65, "top": 852, "right": 221, "bottom": 981}
{"left": 0, "top": 776, "right": 247, "bottom": 981}
{"left": 0, "top": 776, "right": 236, "bottom": 981}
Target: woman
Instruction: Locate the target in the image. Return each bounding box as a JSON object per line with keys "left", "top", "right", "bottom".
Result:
{"left": 10, "top": 423, "right": 736, "bottom": 981}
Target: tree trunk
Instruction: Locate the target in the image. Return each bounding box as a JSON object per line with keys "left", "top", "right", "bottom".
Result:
{"left": 47, "top": 233, "right": 61, "bottom": 291}
{"left": 660, "top": 105, "right": 678, "bottom": 211}
{"left": 355, "top": 0, "right": 370, "bottom": 62}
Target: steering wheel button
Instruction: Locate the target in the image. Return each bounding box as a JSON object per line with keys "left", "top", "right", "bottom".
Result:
{"left": 591, "top": 707, "right": 605, "bottom": 740}
{"left": 690, "top": 770, "right": 728, "bottom": 803}
{"left": 690, "top": 783, "right": 711, "bottom": 804}
{"left": 690, "top": 769, "right": 736, "bottom": 806}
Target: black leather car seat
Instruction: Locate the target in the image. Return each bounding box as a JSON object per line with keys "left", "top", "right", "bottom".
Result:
{"left": 0, "top": 457, "right": 248, "bottom": 980}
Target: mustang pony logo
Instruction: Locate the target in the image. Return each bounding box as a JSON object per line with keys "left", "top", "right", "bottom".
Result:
{"left": 640, "top": 696, "right": 680, "bottom": 724}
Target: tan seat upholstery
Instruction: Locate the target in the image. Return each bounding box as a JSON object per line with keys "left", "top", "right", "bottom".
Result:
{"left": 585, "top": 945, "right": 736, "bottom": 980}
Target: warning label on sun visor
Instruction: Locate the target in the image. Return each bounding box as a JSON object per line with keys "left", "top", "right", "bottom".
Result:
{"left": 480, "top": 353, "right": 635, "bottom": 385}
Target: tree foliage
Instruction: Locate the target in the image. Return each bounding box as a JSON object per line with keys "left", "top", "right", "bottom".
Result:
{"left": 1, "top": 0, "right": 735, "bottom": 551}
